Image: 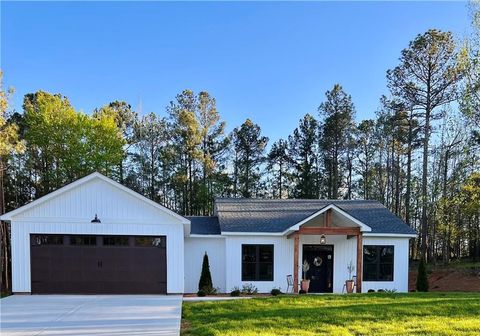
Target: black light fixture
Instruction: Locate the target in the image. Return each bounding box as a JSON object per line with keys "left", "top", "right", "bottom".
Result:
{"left": 91, "top": 214, "right": 101, "bottom": 223}
{"left": 320, "top": 234, "right": 326, "bottom": 245}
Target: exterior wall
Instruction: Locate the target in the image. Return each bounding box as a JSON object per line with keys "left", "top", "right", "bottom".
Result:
{"left": 11, "top": 221, "right": 184, "bottom": 294}
{"left": 223, "top": 234, "right": 410, "bottom": 294}
{"left": 362, "top": 236, "right": 410, "bottom": 293}
{"left": 9, "top": 178, "right": 185, "bottom": 294}
{"left": 225, "top": 236, "right": 294, "bottom": 293}
{"left": 184, "top": 237, "right": 226, "bottom": 293}
{"left": 299, "top": 235, "right": 357, "bottom": 293}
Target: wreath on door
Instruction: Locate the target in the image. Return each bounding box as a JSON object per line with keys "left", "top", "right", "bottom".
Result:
{"left": 313, "top": 256, "right": 323, "bottom": 267}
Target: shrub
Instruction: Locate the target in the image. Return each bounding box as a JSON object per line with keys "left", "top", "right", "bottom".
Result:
{"left": 202, "top": 286, "right": 218, "bottom": 295}
{"left": 377, "top": 289, "right": 385, "bottom": 292}
{"left": 299, "top": 289, "right": 306, "bottom": 294}
{"left": 367, "top": 289, "right": 375, "bottom": 293}
{"left": 384, "top": 289, "right": 397, "bottom": 294}
{"left": 198, "top": 252, "right": 213, "bottom": 292}
{"left": 197, "top": 289, "right": 206, "bottom": 297}
{"left": 241, "top": 283, "right": 258, "bottom": 295}
{"left": 230, "top": 287, "right": 241, "bottom": 297}
{"left": 416, "top": 258, "right": 429, "bottom": 292}
{"left": 271, "top": 288, "right": 282, "bottom": 296}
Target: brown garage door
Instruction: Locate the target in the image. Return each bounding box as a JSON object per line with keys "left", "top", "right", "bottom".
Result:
{"left": 30, "top": 234, "right": 167, "bottom": 294}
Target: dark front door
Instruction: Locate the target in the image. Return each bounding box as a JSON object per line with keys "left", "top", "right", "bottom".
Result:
{"left": 302, "top": 244, "right": 334, "bottom": 293}
{"left": 30, "top": 234, "right": 167, "bottom": 294}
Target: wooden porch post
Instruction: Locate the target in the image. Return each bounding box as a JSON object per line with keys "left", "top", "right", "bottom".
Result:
{"left": 293, "top": 233, "right": 299, "bottom": 293}
{"left": 356, "top": 233, "right": 363, "bottom": 293}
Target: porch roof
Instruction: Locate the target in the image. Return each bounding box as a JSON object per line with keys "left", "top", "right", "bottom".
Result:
{"left": 214, "top": 199, "right": 416, "bottom": 235}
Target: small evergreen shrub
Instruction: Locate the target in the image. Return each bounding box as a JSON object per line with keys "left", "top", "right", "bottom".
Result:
{"left": 198, "top": 252, "right": 213, "bottom": 292}
{"left": 416, "top": 258, "right": 429, "bottom": 292}
{"left": 230, "top": 287, "right": 241, "bottom": 297}
{"left": 377, "top": 289, "right": 385, "bottom": 292}
{"left": 270, "top": 288, "right": 282, "bottom": 296}
{"left": 197, "top": 289, "right": 206, "bottom": 297}
{"left": 299, "top": 289, "right": 307, "bottom": 294}
{"left": 367, "top": 289, "right": 375, "bottom": 293}
{"left": 241, "top": 283, "right": 258, "bottom": 295}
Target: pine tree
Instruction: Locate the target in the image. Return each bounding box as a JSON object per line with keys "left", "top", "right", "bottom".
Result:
{"left": 198, "top": 252, "right": 213, "bottom": 291}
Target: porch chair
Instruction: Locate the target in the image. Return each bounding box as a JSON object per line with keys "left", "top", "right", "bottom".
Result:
{"left": 286, "top": 274, "right": 294, "bottom": 293}
{"left": 342, "top": 275, "right": 357, "bottom": 293}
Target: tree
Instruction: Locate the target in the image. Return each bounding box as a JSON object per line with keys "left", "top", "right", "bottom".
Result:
{"left": 318, "top": 84, "right": 356, "bottom": 199}
{"left": 387, "top": 30, "right": 463, "bottom": 260}
{"left": 23, "top": 91, "right": 125, "bottom": 196}
{"left": 288, "top": 114, "right": 319, "bottom": 198}
{"left": 356, "top": 119, "right": 376, "bottom": 199}
{"left": 167, "top": 90, "right": 203, "bottom": 215}
{"left": 0, "top": 71, "right": 24, "bottom": 294}
{"left": 416, "top": 258, "right": 429, "bottom": 292}
{"left": 94, "top": 101, "right": 138, "bottom": 183}
{"left": 232, "top": 119, "right": 268, "bottom": 198}
{"left": 198, "top": 252, "right": 213, "bottom": 292}
{"left": 132, "top": 113, "right": 168, "bottom": 201}
{"left": 267, "top": 139, "right": 291, "bottom": 199}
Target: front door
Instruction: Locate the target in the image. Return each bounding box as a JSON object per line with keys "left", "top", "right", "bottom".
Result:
{"left": 302, "top": 244, "right": 334, "bottom": 293}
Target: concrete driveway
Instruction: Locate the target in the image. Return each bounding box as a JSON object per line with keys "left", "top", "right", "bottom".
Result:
{"left": 0, "top": 295, "right": 182, "bottom": 336}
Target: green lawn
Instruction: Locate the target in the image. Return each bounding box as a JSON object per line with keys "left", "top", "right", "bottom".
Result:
{"left": 182, "top": 293, "right": 480, "bottom": 336}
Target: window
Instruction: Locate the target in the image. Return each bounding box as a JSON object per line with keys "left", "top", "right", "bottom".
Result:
{"left": 363, "top": 245, "right": 394, "bottom": 281}
{"left": 242, "top": 244, "right": 274, "bottom": 281}
{"left": 69, "top": 235, "right": 97, "bottom": 246}
{"left": 135, "top": 236, "right": 165, "bottom": 247}
{"left": 103, "top": 236, "right": 129, "bottom": 246}
{"left": 32, "top": 235, "right": 63, "bottom": 245}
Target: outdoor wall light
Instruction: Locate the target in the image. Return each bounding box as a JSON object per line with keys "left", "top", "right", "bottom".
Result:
{"left": 320, "top": 234, "right": 327, "bottom": 245}
{"left": 91, "top": 214, "right": 101, "bottom": 223}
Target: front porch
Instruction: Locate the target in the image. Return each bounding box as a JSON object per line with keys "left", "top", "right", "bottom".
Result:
{"left": 288, "top": 206, "right": 369, "bottom": 294}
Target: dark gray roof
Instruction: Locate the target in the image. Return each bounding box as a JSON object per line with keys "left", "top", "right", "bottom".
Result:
{"left": 214, "top": 198, "right": 417, "bottom": 235}
{"left": 187, "top": 216, "right": 221, "bottom": 235}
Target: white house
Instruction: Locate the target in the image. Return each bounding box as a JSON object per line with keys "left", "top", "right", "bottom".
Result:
{"left": 0, "top": 173, "right": 416, "bottom": 295}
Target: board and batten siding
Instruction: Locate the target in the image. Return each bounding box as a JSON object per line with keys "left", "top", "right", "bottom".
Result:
{"left": 184, "top": 237, "right": 226, "bottom": 293}
{"left": 223, "top": 234, "right": 410, "bottom": 294}
{"left": 362, "top": 236, "right": 410, "bottom": 293}
{"left": 9, "top": 177, "right": 185, "bottom": 294}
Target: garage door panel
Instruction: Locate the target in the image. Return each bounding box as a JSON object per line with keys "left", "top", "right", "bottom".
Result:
{"left": 30, "top": 234, "right": 167, "bottom": 294}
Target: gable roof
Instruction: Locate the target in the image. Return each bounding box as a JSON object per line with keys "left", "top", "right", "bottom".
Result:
{"left": 213, "top": 198, "right": 416, "bottom": 235}
{"left": 0, "top": 172, "right": 190, "bottom": 225}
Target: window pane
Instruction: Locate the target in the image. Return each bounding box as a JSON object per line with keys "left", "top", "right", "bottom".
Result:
{"left": 380, "top": 246, "right": 394, "bottom": 263}
{"left": 103, "top": 236, "right": 129, "bottom": 246}
{"left": 242, "top": 245, "right": 257, "bottom": 262}
{"left": 33, "top": 235, "right": 63, "bottom": 245}
{"left": 259, "top": 245, "right": 273, "bottom": 262}
{"left": 70, "top": 236, "right": 96, "bottom": 246}
{"left": 363, "top": 246, "right": 378, "bottom": 263}
{"left": 363, "top": 263, "right": 378, "bottom": 281}
{"left": 379, "top": 264, "right": 394, "bottom": 281}
{"left": 242, "top": 263, "right": 256, "bottom": 281}
{"left": 135, "top": 237, "right": 164, "bottom": 247}
{"left": 259, "top": 262, "right": 273, "bottom": 281}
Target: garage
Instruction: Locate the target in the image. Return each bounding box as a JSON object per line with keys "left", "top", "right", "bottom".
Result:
{"left": 1, "top": 172, "right": 188, "bottom": 294}
{"left": 30, "top": 234, "right": 167, "bottom": 294}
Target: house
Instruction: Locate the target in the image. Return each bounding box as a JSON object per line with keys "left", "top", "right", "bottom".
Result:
{"left": 0, "top": 172, "right": 416, "bottom": 295}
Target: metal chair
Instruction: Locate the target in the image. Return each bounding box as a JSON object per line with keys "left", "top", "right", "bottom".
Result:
{"left": 286, "top": 274, "right": 294, "bottom": 293}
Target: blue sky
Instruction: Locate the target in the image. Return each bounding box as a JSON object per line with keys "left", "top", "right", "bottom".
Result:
{"left": 1, "top": 1, "right": 471, "bottom": 142}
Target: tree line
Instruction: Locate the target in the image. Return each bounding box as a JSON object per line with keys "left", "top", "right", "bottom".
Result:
{"left": 1, "top": 5, "right": 479, "bottom": 293}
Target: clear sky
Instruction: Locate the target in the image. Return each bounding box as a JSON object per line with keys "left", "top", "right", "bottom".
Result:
{"left": 1, "top": 1, "right": 471, "bottom": 143}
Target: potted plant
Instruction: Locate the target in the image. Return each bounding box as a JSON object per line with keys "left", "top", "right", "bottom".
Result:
{"left": 301, "top": 260, "right": 310, "bottom": 293}
{"left": 345, "top": 260, "right": 355, "bottom": 293}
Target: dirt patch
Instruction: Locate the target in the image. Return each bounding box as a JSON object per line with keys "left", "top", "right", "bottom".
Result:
{"left": 409, "top": 269, "right": 480, "bottom": 292}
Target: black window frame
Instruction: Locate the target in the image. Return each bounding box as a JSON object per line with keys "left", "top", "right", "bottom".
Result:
{"left": 102, "top": 236, "right": 130, "bottom": 246}
{"left": 31, "top": 234, "right": 64, "bottom": 246}
{"left": 241, "top": 244, "right": 274, "bottom": 281}
{"left": 363, "top": 245, "right": 394, "bottom": 282}
{"left": 69, "top": 235, "right": 97, "bottom": 246}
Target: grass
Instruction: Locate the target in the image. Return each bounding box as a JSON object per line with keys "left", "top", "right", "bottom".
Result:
{"left": 182, "top": 293, "right": 480, "bottom": 336}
